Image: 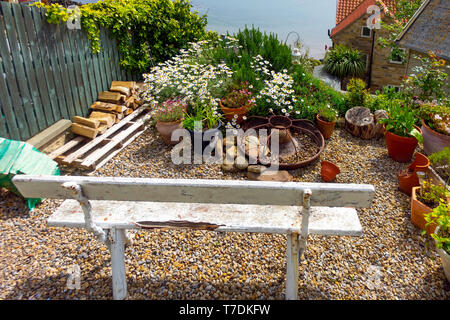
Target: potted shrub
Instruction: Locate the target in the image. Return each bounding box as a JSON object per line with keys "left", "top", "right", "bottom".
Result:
{"left": 219, "top": 82, "right": 255, "bottom": 124}
{"left": 154, "top": 99, "right": 187, "bottom": 145}
{"left": 411, "top": 179, "right": 449, "bottom": 235}
{"left": 428, "top": 147, "right": 450, "bottom": 184}
{"left": 418, "top": 102, "right": 450, "bottom": 155}
{"left": 183, "top": 100, "right": 223, "bottom": 154}
{"left": 378, "top": 102, "right": 422, "bottom": 163}
{"left": 423, "top": 200, "right": 450, "bottom": 281}
{"left": 316, "top": 104, "right": 337, "bottom": 139}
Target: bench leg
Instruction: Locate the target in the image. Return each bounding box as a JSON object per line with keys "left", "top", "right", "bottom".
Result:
{"left": 286, "top": 232, "right": 299, "bottom": 300}
{"left": 110, "top": 228, "right": 127, "bottom": 300}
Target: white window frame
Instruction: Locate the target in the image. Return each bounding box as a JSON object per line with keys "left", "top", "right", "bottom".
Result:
{"left": 361, "top": 53, "right": 370, "bottom": 71}
{"left": 390, "top": 48, "right": 406, "bottom": 64}
{"left": 361, "top": 26, "right": 372, "bottom": 38}
{"left": 385, "top": 85, "right": 401, "bottom": 93}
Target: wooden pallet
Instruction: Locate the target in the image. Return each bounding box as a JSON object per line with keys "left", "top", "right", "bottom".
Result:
{"left": 49, "top": 106, "right": 151, "bottom": 172}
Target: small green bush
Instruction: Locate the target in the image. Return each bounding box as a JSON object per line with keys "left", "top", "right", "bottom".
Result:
{"left": 346, "top": 78, "right": 367, "bottom": 108}
{"left": 324, "top": 44, "right": 366, "bottom": 79}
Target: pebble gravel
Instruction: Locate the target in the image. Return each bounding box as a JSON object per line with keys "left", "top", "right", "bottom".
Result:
{"left": 0, "top": 124, "right": 449, "bottom": 300}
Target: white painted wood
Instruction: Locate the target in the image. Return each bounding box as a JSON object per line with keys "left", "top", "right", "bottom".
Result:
{"left": 285, "top": 233, "right": 299, "bottom": 300}
{"left": 61, "top": 182, "right": 107, "bottom": 243}
{"left": 12, "top": 175, "right": 375, "bottom": 208}
{"left": 110, "top": 228, "right": 127, "bottom": 300}
{"left": 47, "top": 200, "right": 363, "bottom": 236}
{"left": 299, "top": 189, "right": 312, "bottom": 258}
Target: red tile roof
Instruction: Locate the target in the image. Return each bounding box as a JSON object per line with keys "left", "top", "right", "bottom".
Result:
{"left": 332, "top": 0, "right": 396, "bottom": 37}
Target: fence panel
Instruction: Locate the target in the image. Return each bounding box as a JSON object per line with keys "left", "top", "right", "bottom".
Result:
{"left": 0, "top": 3, "right": 137, "bottom": 142}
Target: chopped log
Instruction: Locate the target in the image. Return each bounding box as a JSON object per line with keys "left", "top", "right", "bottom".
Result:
{"left": 110, "top": 85, "right": 131, "bottom": 97}
{"left": 111, "top": 81, "right": 136, "bottom": 90}
{"left": 345, "top": 107, "right": 384, "bottom": 140}
{"left": 97, "top": 124, "right": 108, "bottom": 135}
{"left": 91, "top": 101, "right": 128, "bottom": 113}
{"left": 98, "top": 91, "right": 125, "bottom": 104}
{"left": 124, "top": 96, "right": 137, "bottom": 109}
{"left": 89, "top": 111, "right": 116, "bottom": 127}
{"left": 116, "top": 113, "right": 124, "bottom": 121}
{"left": 73, "top": 116, "right": 100, "bottom": 129}
{"left": 125, "top": 108, "right": 133, "bottom": 116}
{"left": 71, "top": 123, "right": 98, "bottom": 139}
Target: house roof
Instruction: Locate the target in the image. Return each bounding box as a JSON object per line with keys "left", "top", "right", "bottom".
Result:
{"left": 395, "top": 0, "right": 450, "bottom": 60}
{"left": 331, "top": 0, "right": 395, "bottom": 37}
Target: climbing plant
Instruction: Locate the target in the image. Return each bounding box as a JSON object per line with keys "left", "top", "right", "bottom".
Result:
{"left": 31, "top": 0, "right": 209, "bottom": 73}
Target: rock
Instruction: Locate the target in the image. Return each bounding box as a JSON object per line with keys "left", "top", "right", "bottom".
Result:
{"left": 223, "top": 136, "right": 236, "bottom": 148}
{"left": 226, "top": 146, "right": 237, "bottom": 159}
{"left": 234, "top": 157, "right": 248, "bottom": 170}
{"left": 247, "top": 170, "right": 293, "bottom": 182}
{"left": 247, "top": 165, "right": 267, "bottom": 174}
{"left": 221, "top": 158, "right": 236, "bottom": 172}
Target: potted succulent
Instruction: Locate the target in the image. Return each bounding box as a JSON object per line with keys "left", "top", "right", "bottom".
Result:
{"left": 423, "top": 199, "right": 450, "bottom": 281}
{"left": 418, "top": 102, "right": 450, "bottom": 155}
{"left": 219, "top": 82, "right": 255, "bottom": 124}
{"left": 183, "top": 100, "right": 223, "bottom": 154}
{"left": 378, "top": 102, "right": 422, "bottom": 163}
{"left": 411, "top": 178, "right": 449, "bottom": 235}
{"left": 154, "top": 99, "right": 187, "bottom": 145}
{"left": 316, "top": 104, "right": 337, "bottom": 139}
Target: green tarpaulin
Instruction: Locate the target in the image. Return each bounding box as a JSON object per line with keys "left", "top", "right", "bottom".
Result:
{"left": 0, "top": 138, "right": 60, "bottom": 211}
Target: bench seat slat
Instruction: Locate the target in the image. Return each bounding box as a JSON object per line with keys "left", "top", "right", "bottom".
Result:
{"left": 47, "top": 200, "right": 363, "bottom": 236}
{"left": 12, "top": 175, "right": 375, "bottom": 208}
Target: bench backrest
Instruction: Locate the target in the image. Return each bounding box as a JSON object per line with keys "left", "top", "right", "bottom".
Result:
{"left": 12, "top": 175, "right": 375, "bottom": 208}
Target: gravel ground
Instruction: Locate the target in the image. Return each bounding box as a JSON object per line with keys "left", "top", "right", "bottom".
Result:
{"left": 0, "top": 123, "right": 449, "bottom": 300}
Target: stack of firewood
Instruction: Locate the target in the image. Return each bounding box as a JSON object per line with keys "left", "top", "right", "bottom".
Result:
{"left": 71, "top": 81, "right": 143, "bottom": 139}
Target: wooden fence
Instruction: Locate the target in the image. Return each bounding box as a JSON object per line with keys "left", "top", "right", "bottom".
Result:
{"left": 0, "top": 2, "right": 136, "bottom": 141}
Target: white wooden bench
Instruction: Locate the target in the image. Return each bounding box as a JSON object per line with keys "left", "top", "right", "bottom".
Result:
{"left": 12, "top": 175, "right": 375, "bottom": 300}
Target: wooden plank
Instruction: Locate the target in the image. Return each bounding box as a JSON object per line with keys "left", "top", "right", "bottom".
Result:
{"left": 0, "top": 45, "right": 20, "bottom": 139}
{"left": 2, "top": 2, "right": 40, "bottom": 137}
{"left": 73, "top": 28, "right": 93, "bottom": 109}
{"left": 47, "top": 136, "right": 86, "bottom": 159}
{"left": 61, "top": 106, "right": 147, "bottom": 164}
{"left": 108, "top": 30, "right": 121, "bottom": 81}
{"left": 33, "top": 6, "right": 67, "bottom": 120}
{"left": 76, "top": 29, "right": 96, "bottom": 111}
{"left": 12, "top": 175, "right": 375, "bottom": 208}
{"left": 73, "top": 116, "right": 100, "bottom": 128}
{"left": 48, "top": 200, "right": 363, "bottom": 236}
{"left": 61, "top": 26, "right": 83, "bottom": 117}
{"left": 110, "top": 228, "right": 127, "bottom": 300}
{"left": 0, "top": 103, "right": 8, "bottom": 138}
{"left": 99, "top": 28, "right": 113, "bottom": 93}
{"left": 26, "top": 119, "right": 72, "bottom": 150}
{"left": 90, "top": 35, "right": 105, "bottom": 94}
{"left": 285, "top": 233, "right": 299, "bottom": 300}
{"left": 22, "top": 5, "right": 57, "bottom": 126}
{"left": 12, "top": 4, "right": 48, "bottom": 131}
{"left": 67, "top": 28, "right": 89, "bottom": 116}
{"left": 0, "top": 2, "right": 31, "bottom": 139}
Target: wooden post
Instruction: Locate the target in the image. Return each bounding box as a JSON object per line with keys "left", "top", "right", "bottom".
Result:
{"left": 286, "top": 232, "right": 299, "bottom": 300}
{"left": 299, "top": 189, "right": 312, "bottom": 258}
{"left": 110, "top": 228, "right": 127, "bottom": 300}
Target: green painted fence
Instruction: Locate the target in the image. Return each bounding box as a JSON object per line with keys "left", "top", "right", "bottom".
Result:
{"left": 0, "top": 2, "right": 136, "bottom": 141}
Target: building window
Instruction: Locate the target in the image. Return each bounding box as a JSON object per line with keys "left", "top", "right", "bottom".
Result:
{"left": 390, "top": 48, "right": 406, "bottom": 64}
{"left": 385, "top": 85, "right": 401, "bottom": 93}
{"left": 361, "top": 26, "right": 372, "bottom": 38}
{"left": 361, "top": 53, "right": 369, "bottom": 71}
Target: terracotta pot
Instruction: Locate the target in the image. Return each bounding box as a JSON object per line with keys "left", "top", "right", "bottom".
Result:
{"left": 398, "top": 152, "right": 430, "bottom": 196}
{"left": 219, "top": 99, "right": 249, "bottom": 124}
{"left": 384, "top": 125, "right": 421, "bottom": 163}
{"left": 321, "top": 160, "right": 340, "bottom": 182}
{"left": 410, "top": 186, "right": 437, "bottom": 235}
{"left": 437, "top": 247, "right": 450, "bottom": 282}
{"left": 421, "top": 119, "right": 450, "bottom": 155}
{"left": 316, "top": 114, "right": 336, "bottom": 140}
{"left": 156, "top": 119, "right": 183, "bottom": 145}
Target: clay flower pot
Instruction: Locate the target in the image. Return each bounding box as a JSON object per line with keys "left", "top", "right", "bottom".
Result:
{"left": 398, "top": 152, "right": 430, "bottom": 196}
{"left": 219, "top": 99, "right": 249, "bottom": 124}
{"left": 384, "top": 125, "right": 421, "bottom": 163}
{"left": 437, "top": 246, "right": 450, "bottom": 282}
{"left": 321, "top": 160, "right": 340, "bottom": 182}
{"left": 410, "top": 186, "right": 437, "bottom": 235}
{"left": 316, "top": 114, "right": 336, "bottom": 140}
{"left": 421, "top": 119, "right": 450, "bottom": 155}
{"left": 156, "top": 119, "right": 183, "bottom": 145}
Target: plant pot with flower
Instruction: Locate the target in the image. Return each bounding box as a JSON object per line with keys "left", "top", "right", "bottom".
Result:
{"left": 219, "top": 82, "right": 255, "bottom": 124}
{"left": 378, "top": 102, "right": 422, "bottom": 163}
{"left": 316, "top": 104, "right": 338, "bottom": 139}
{"left": 418, "top": 103, "right": 450, "bottom": 155}
{"left": 423, "top": 198, "right": 450, "bottom": 281}
{"left": 154, "top": 99, "right": 187, "bottom": 145}
{"left": 183, "top": 100, "right": 223, "bottom": 154}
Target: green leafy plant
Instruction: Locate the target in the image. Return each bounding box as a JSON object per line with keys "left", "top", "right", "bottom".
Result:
{"left": 424, "top": 200, "right": 450, "bottom": 255}
{"left": 418, "top": 179, "right": 450, "bottom": 208}
{"left": 378, "top": 101, "right": 422, "bottom": 141}
{"left": 317, "top": 104, "right": 337, "bottom": 122}
{"left": 183, "top": 100, "right": 222, "bottom": 131}
{"left": 417, "top": 102, "right": 450, "bottom": 135}
{"left": 323, "top": 44, "right": 366, "bottom": 79}
{"left": 32, "top": 0, "right": 208, "bottom": 73}
{"left": 346, "top": 78, "right": 367, "bottom": 108}
{"left": 221, "top": 82, "right": 255, "bottom": 109}
{"left": 429, "top": 148, "right": 450, "bottom": 181}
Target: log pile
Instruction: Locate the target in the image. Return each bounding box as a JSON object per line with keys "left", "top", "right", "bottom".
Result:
{"left": 71, "top": 81, "right": 143, "bottom": 139}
